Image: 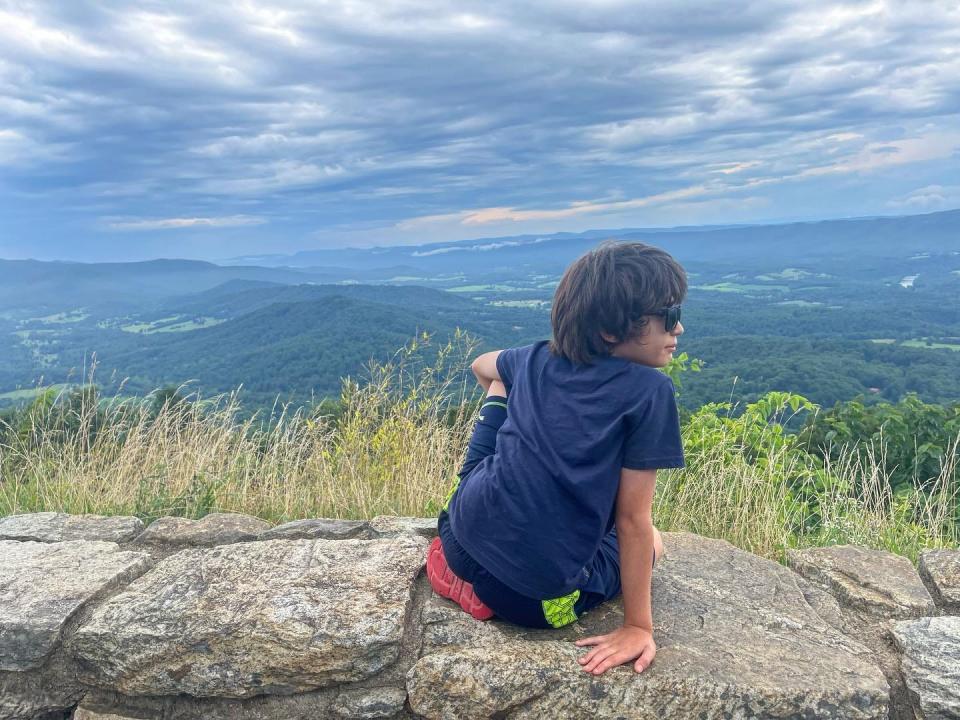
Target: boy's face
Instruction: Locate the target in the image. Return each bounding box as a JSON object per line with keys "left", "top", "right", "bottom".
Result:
{"left": 604, "top": 316, "right": 684, "bottom": 368}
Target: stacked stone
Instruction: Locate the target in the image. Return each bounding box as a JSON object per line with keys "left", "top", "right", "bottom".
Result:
{"left": 0, "top": 511, "right": 957, "bottom": 720}
{"left": 786, "top": 545, "right": 959, "bottom": 720}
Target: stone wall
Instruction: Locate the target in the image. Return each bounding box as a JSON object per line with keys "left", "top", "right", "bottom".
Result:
{"left": 1, "top": 512, "right": 957, "bottom": 720}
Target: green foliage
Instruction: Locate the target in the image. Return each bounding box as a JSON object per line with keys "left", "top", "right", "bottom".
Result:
{"left": 662, "top": 352, "right": 703, "bottom": 399}
{"left": 2, "top": 328, "right": 958, "bottom": 562}
{"left": 681, "top": 391, "right": 831, "bottom": 532}
{"left": 148, "top": 385, "right": 190, "bottom": 419}
{"left": 2, "top": 385, "right": 105, "bottom": 452}
{"left": 800, "top": 394, "right": 960, "bottom": 496}
{"left": 133, "top": 467, "right": 225, "bottom": 523}
{"left": 684, "top": 391, "right": 818, "bottom": 471}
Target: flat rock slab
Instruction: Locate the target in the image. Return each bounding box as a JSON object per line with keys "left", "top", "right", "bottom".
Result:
{"left": 76, "top": 685, "right": 409, "bottom": 720}
{"left": 0, "top": 512, "right": 143, "bottom": 544}
{"left": 408, "top": 532, "right": 889, "bottom": 719}
{"left": 69, "top": 535, "right": 428, "bottom": 698}
{"left": 369, "top": 516, "right": 438, "bottom": 539}
{"left": 257, "top": 516, "right": 439, "bottom": 542}
{"left": 258, "top": 518, "right": 371, "bottom": 541}
{"left": 74, "top": 710, "right": 136, "bottom": 720}
{"left": 890, "top": 615, "right": 960, "bottom": 720}
{"left": 918, "top": 548, "right": 960, "bottom": 615}
{"left": 0, "top": 651, "right": 88, "bottom": 720}
{"left": 133, "top": 512, "right": 271, "bottom": 548}
{"left": 786, "top": 544, "right": 936, "bottom": 622}
{"left": 0, "top": 540, "right": 151, "bottom": 672}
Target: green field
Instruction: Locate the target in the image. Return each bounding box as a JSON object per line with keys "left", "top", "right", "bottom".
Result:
{"left": 489, "top": 300, "right": 550, "bottom": 309}
{"left": 0, "top": 384, "right": 70, "bottom": 401}
{"left": 448, "top": 284, "right": 521, "bottom": 293}
{"left": 120, "top": 316, "right": 223, "bottom": 334}
{"left": 756, "top": 268, "right": 808, "bottom": 281}
{"left": 695, "top": 282, "right": 790, "bottom": 293}
{"left": 870, "top": 338, "right": 960, "bottom": 351}
{"left": 902, "top": 339, "right": 960, "bottom": 351}
{"left": 33, "top": 310, "right": 89, "bottom": 324}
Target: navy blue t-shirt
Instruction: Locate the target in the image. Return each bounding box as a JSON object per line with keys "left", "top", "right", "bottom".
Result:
{"left": 448, "top": 340, "right": 685, "bottom": 599}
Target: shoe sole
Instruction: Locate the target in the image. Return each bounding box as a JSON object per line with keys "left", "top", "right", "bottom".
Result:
{"left": 426, "top": 537, "right": 494, "bottom": 621}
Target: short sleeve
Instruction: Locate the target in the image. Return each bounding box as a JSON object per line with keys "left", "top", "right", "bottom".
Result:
{"left": 622, "top": 377, "right": 685, "bottom": 470}
{"left": 495, "top": 346, "right": 523, "bottom": 393}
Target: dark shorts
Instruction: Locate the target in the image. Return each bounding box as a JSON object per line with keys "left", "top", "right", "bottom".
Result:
{"left": 439, "top": 396, "right": 656, "bottom": 629}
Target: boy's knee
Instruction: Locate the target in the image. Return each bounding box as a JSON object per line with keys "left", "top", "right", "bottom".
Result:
{"left": 488, "top": 380, "right": 507, "bottom": 398}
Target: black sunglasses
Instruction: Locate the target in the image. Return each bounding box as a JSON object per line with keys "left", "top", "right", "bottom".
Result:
{"left": 651, "top": 304, "right": 682, "bottom": 332}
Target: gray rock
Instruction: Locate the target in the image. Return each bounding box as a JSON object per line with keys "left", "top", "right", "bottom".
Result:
{"left": 786, "top": 545, "right": 937, "bottom": 622}
{"left": 333, "top": 687, "right": 409, "bottom": 718}
{"left": 69, "top": 536, "right": 428, "bottom": 698}
{"left": 890, "top": 615, "right": 960, "bottom": 720}
{"left": 258, "top": 517, "right": 371, "bottom": 541}
{"left": 409, "top": 532, "right": 889, "bottom": 719}
{"left": 0, "top": 541, "right": 150, "bottom": 720}
{"left": 76, "top": 685, "right": 412, "bottom": 720}
{"left": 0, "top": 652, "right": 86, "bottom": 720}
{"left": 0, "top": 512, "right": 143, "bottom": 544}
{"left": 369, "top": 516, "right": 438, "bottom": 539}
{"left": 0, "top": 540, "right": 151, "bottom": 672}
{"left": 918, "top": 548, "right": 960, "bottom": 615}
{"left": 786, "top": 544, "right": 942, "bottom": 720}
{"left": 73, "top": 709, "right": 143, "bottom": 720}
{"left": 132, "top": 513, "right": 271, "bottom": 548}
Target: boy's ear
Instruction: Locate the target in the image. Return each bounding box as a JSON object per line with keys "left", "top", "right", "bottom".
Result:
{"left": 600, "top": 331, "right": 619, "bottom": 344}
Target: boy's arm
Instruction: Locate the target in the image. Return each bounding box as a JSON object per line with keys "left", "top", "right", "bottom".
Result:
{"left": 470, "top": 350, "right": 502, "bottom": 392}
{"left": 615, "top": 468, "right": 657, "bottom": 631}
{"left": 576, "top": 467, "right": 658, "bottom": 675}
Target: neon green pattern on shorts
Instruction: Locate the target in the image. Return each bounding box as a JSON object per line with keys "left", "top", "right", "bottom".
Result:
{"left": 542, "top": 589, "right": 580, "bottom": 628}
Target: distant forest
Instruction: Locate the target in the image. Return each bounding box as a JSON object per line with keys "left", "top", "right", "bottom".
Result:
{"left": 2, "top": 210, "right": 959, "bottom": 414}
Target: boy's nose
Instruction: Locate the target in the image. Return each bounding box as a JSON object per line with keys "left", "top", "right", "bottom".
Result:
{"left": 672, "top": 321, "right": 684, "bottom": 336}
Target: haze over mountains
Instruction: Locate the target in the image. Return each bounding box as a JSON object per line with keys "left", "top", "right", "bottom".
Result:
{"left": 223, "top": 209, "right": 960, "bottom": 275}
{"left": 2, "top": 209, "right": 959, "bottom": 412}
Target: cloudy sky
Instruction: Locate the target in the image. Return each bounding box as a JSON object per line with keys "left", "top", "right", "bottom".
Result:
{"left": 2, "top": 0, "right": 959, "bottom": 262}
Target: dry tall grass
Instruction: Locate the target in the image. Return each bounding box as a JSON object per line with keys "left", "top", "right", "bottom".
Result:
{"left": 0, "top": 332, "right": 477, "bottom": 523}
{"left": 656, "top": 411, "right": 959, "bottom": 563}
{"left": 1, "top": 334, "right": 957, "bottom": 563}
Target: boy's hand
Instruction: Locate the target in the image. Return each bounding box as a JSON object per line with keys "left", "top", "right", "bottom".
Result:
{"left": 574, "top": 624, "right": 656, "bottom": 675}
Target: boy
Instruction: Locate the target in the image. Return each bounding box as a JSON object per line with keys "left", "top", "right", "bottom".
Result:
{"left": 427, "top": 241, "right": 686, "bottom": 676}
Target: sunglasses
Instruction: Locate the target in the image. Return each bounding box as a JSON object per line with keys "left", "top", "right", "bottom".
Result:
{"left": 651, "top": 304, "right": 682, "bottom": 332}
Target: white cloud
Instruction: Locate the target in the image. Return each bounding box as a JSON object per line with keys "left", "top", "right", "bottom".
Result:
{"left": 0, "top": 128, "right": 72, "bottom": 165}
{"left": 204, "top": 161, "right": 346, "bottom": 194}
{"left": 0, "top": 9, "right": 109, "bottom": 62}
{"left": 2, "top": 0, "right": 960, "bottom": 256}
{"left": 106, "top": 215, "right": 266, "bottom": 231}
{"left": 411, "top": 237, "right": 550, "bottom": 256}
{"left": 888, "top": 185, "right": 960, "bottom": 210}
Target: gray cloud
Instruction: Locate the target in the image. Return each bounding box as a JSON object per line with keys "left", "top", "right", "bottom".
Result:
{"left": 1, "top": 0, "right": 959, "bottom": 259}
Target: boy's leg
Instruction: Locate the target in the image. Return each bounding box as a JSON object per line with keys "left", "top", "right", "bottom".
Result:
{"left": 571, "top": 525, "right": 663, "bottom": 620}
{"left": 461, "top": 527, "right": 665, "bottom": 630}
{"left": 440, "top": 381, "right": 508, "bottom": 514}
{"left": 430, "top": 382, "right": 509, "bottom": 620}
{"left": 457, "top": 381, "right": 508, "bottom": 482}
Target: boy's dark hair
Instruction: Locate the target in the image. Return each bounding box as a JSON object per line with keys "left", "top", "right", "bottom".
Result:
{"left": 549, "top": 241, "right": 687, "bottom": 365}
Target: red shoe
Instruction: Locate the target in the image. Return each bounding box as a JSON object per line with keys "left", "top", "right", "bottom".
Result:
{"left": 426, "top": 537, "right": 494, "bottom": 621}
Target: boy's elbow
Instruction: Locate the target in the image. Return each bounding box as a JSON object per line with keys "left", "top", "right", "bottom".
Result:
{"left": 616, "top": 512, "right": 654, "bottom": 535}
{"left": 471, "top": 351, "right": 502, "bottom": 382}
